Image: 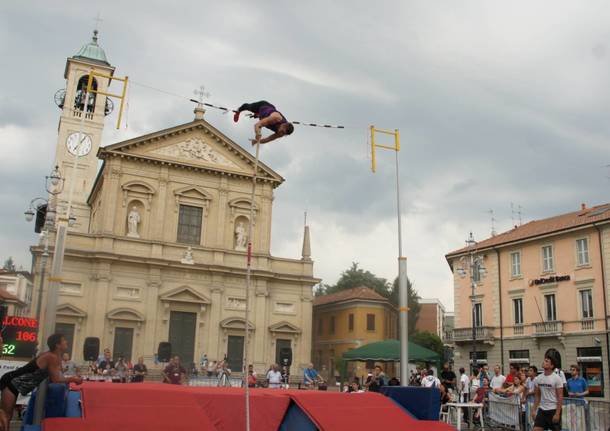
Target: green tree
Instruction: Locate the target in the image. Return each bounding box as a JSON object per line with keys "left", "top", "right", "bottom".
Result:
{"left": 411, "top": 331, "right": 444, "bottom": 357}
{"left": 2, "top": 257, "right": 15, "bottom": 272}
{"left": 317, "top": 262, "right": 390, "bottom": 297}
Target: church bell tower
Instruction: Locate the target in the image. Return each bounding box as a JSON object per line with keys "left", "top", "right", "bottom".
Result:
{"left": 53, "top": 30, "right": 115, "bottom": 232}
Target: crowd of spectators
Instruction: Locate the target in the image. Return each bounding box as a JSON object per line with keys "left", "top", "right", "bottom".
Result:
{"left": 77, "top": 348, "right": 148, "bottom": 382}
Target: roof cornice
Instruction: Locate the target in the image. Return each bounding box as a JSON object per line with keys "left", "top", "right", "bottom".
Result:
{"left": 445, "top": 219, "right": 610, "bottom": 264}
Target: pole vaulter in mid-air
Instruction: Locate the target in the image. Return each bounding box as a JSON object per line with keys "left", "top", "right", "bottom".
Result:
{"left": 233, "top": 100, "right": 294, "bottom": 145}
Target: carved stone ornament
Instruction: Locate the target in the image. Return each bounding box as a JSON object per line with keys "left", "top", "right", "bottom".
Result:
{"left": 181, "top": 247, "right": 195, "bottom": 265}
{"left": 152, "top": 138, "right": 239, "bottom": 168}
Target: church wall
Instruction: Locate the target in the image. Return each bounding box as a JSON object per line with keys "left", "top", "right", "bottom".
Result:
{"left": 34, "top": 243, "right": 314, "bottom": 374}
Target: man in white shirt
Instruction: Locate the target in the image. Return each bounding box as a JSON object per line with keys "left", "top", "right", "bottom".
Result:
{"left": 532, "top": 350, "right": 563, "bottom": 431}
{"left": 266, "top": 363, "right": 283, "bottom": 389}
{"left": 458, "top": 367, "right": 470, "bottom": 402}
{"left": 421, "top": 369, "right": 441, "bottom": 388}
{"left": 490, "top": 365, "right": 506, "bottom": 393}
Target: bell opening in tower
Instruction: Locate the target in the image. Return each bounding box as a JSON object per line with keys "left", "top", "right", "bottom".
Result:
{"left": 74, "top": 76, "right": 97, "bottom": 113}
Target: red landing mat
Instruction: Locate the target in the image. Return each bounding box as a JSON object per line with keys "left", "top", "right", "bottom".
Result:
{"left": 287, "top": 390, "right": 454, "bottom": 430}
{"left": 43, "top": 383, "right": 454, "bottom": 431}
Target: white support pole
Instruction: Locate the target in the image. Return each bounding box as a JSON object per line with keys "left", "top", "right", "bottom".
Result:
{"left": 244, "top": 139, "right": 261, "bottom": 431}
{"left": 395, "top": 149, "right": 409, "bottom": 385}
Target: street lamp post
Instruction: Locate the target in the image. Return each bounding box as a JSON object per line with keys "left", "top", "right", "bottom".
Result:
{"left": 456, "top": 232, "right": 486, "bottom": 373}
{"left": 25, "top": 166, "right": 65, "bottom": 350}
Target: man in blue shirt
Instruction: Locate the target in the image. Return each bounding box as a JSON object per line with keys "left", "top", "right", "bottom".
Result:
{"left": 304, "top": 363, "right": 321, "bottom": 388}
{"left": 567, "top": 364, "right": 588, "bottom": 398}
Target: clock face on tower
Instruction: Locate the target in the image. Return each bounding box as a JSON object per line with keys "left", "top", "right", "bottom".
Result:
{"left": 66, "top": 132, "right": 92, "bottom": 156}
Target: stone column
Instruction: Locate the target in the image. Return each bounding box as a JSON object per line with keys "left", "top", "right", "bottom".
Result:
{"left": 260, "top": 194, "right": 272, "bottom": 254}
{"left": 101, "top": 159, "right": 121, "bottom": 236}
{"left": 88, "top": 264, "right": 112, "bottom": 346}
{"left": 299, "top": 287, "right": 313, "bottom": 369}
{"left": 216, "top": 178, "right": 229, "bottom": 248}
{"left": 208, "top": 280, "right": 224, "bottom": 361}
{"left": 143, "top": 268, "right": 161, "bottom": 362}
{"left": 153, "top": 168, "right": 169, "bottom": 242}
{"left": 253, "top": 279, "right": 268, "bottom": 365}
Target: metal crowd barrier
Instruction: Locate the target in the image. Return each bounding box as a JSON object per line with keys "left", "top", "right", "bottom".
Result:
{"left": 525, "top": 395, "right": 610, "bottom": 431}
{"left": 486, "top": 392, "right": 523, "bottom": 430}
{"left": 587, "top": 399, "right": 610, "bottom": 431}
{"left": 188, "top": 376, "right": 243, "bottom": 388}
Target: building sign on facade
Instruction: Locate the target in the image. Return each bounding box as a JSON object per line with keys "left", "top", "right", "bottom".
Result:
{"left": 528, "top": 275, "right": 571, "bottom": 286}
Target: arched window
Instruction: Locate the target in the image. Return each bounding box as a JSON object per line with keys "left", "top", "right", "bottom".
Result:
{"left": 74, "top": 76, "right": 97, "bottom": 113}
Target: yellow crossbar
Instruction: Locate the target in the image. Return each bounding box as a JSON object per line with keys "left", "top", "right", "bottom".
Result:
{"left": 85, "top": 70, "right": 129, "bottom": 129}
{"left": 370, "top": 126, "right": 400, "bottom": 173}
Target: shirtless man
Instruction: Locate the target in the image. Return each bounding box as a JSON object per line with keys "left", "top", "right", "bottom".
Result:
{"left": 234, "top": 101, "right": 294, "bottom": 144}
{"left": 0, "top": 334, "right": 82, "bottom": 430}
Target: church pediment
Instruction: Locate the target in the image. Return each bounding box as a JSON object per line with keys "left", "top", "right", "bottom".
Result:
{"left": 268, "top": 321, "right": 301, "bottom": 334}
{"left": 174, "top": 185, "right": 212, "bottom": 201}
{"left": 159, "top": 286, "right": 211, "bottom": 305}
{"left": 99, "top": 120, "right": 283, "bottom": 186}
{"left": 56, "top": 303, "right": 87, "bottom": 318}
{"left": 106, "top": 307, "right": 145, "bottom": 322}
{"left": 219, "top": 317, "right": 255, "bottom": 330}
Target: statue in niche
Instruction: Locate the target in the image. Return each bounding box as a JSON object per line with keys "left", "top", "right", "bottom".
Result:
{"left": 127, "top": 206, "right": 141, "bottom": 238}
{"left": 234, "top": 221, "right": 247, "bottom": 251}
{"left": 181, "top": 247, "right": 194, "bottom": 265}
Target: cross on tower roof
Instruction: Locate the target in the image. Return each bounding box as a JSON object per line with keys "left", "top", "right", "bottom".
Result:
{"left": 94, "top": 12, "right": 103, "bottom": 32}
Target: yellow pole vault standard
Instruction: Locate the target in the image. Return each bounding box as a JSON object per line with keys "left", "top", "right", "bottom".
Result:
{"left": 85, "top": 71, "right": 129, "bottom": 129}
{"left": 244, "top": 138, "right": 261, "bottom": 431}
{"left": 370, "top": 126, "right": 399, "bottom": 172}
{"left": 370, "top": 126, "right": 408, "bottom": 386}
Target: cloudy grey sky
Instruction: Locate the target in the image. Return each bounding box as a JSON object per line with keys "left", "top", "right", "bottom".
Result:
{"left": 2, "top": 1, "right": 609, "bottom": 310}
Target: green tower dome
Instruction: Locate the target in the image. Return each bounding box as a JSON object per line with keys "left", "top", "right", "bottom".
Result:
{"left": 73, "top": 30, "right": 110, "bottom": 66}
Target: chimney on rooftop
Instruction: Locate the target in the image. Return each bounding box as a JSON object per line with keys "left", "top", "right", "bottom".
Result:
{"left": 581, "top": 203, "right": 587, "bottom": 210}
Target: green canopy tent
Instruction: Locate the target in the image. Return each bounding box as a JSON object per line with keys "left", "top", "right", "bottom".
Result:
{"left": 342, "top": 339, "right": 440, "bottom": 363}
{"left": 340, "top": 340, "right": 441, "bottom": 383}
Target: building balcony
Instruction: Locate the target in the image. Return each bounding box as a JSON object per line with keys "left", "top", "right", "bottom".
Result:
{"left": 452, "top": 326, "right": 494, "bottom": 343}
{"left": 512, "top": 325, "right": 524, "bottom": 336}
{"left": 533, "top": 321, "right": 563, "bottom": 337}
{"left": 580, "top": 318, "right": 594, "bottom": 331}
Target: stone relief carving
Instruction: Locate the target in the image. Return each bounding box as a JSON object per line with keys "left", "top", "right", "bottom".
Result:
{"left": 116, "top": 287, "right": 140, "bottom": 299}
{"left": 226, "top": 297, "right": 246, "bottom": 310}
{"left": 152, "top": 138, "right": 239, "bottom": 168}
{"left": 127, "top": 207, "right": 141, "bottom": 238}
{"left": 181, "top": 247, "right": 195, "bottom": 265}
{"left": 274, "top": 302, "right": 295, "bottom": 314}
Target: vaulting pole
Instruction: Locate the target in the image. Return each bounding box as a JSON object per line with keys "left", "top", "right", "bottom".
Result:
{"left": 244, "top": 138, "right": 261, "bottom": 431}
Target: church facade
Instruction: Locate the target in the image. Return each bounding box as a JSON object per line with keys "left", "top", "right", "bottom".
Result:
{"left": 31, "top": 32, "right": 318, "bottom": 373}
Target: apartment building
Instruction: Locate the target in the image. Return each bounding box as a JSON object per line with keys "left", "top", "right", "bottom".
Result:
{"left": 415, "top": 298, "right": 447, "bottom": 337}
{"left": 446, "top": 203, "right": 610, "bottom": 399}
{"left": 312, "top": 287, "right": 397, "bottom": 377}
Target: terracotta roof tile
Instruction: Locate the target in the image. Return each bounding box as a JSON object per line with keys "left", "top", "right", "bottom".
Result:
{"left": 313, "top": 286, "right": 389, "bottom": 307}
{"left": 447, "top": 203, "right": 610, "bottom": 257}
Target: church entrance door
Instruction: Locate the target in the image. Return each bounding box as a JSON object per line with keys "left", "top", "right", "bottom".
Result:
{"left": 113, "top": 327, "right": 134, "bottom": 361}
{"left": 169, "top": 311, "right": 196, "bottom": 366}
{"left": 227, "top": 335, "right": 244, "bottom": 372}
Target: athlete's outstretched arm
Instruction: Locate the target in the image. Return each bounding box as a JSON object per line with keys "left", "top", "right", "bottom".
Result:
{"left": 254, "top": 113, "right": 284, "bottom": 139}
{"left": 251, "top": 132, "right": 282, "bottom": 145}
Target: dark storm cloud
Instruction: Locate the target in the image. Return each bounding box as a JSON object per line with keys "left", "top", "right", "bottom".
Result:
{"left": 2, "top": 0, "right": 610, "bottom": 309}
